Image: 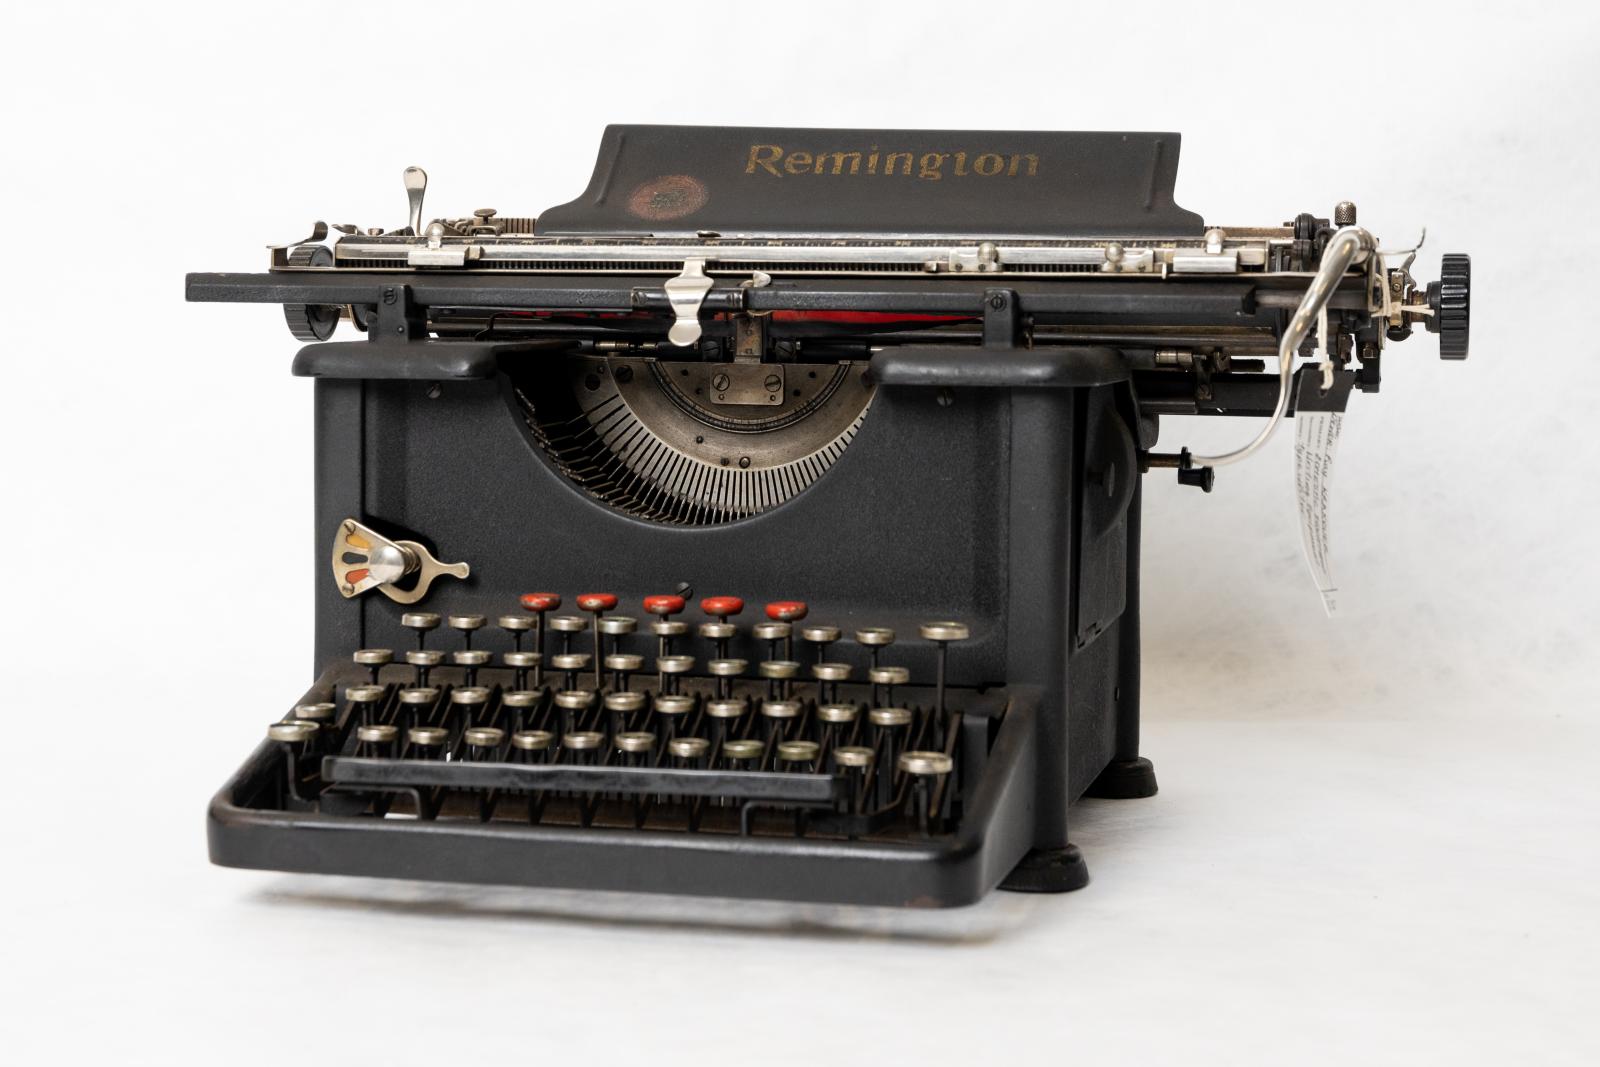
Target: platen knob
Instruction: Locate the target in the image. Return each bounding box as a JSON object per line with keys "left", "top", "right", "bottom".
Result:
{"left": 1426, "top": 253, "right": 1471, "bottom": 360}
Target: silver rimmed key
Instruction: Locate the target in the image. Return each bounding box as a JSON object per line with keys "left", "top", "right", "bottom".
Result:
{"left": 549, "top": 652, "right": 591, "bottom": 692}
{"left": 919, "top": 621, "right": 970, "bottom": 718}
{"left": 869, "top": 664, "right": 910, "bottom": 707}
{"left": 800, "top": 624, "right": 841, "bottom": 665}
{"left": 752, "top": 621, "right": 791, "bottom": 662}
{"left": 553, "top": 688, "right": 593, "bottom": 735}
{"left": 707, "top": 657, "right": 746, "bottom": 700}
{"left": 656, "top": 654, "right": 694, "bottom": 695}
{"left": 511, "top": 728, "right": 555, "bottom": 758}
{"left": 450, "top": 685, "right": 491, "bottom": 725}
{"left": 356, "top": 722, "right": 399, "bottom": 756}
{"left": 898, "top": 750, "right": 955, "bottom": 834}
{"left": 669, "top": 735, "right": 711, "bottom": 766}
{"left": 448, "top": 614, "right": 487, "bottom": 649}
{"left": 597, "top": 616, "right": 638, "bottom": 680}
{"left": 406, "top": 724, "right": 449, "bottom": 758}
{"left": 653, "top": 692, "right": 693, "bottom": 742}
{"left": 811, "top": 661, "right": 851, "bottom": 704}
{"left": 452, "top": 649, "right": 490, "bottom": 686}
{"left": 498, "top": 613, "right": 534, "bottom": 652}
{"left": 464, "top": 725, "right": 505, "bottom": 759}
{"left": 615, "top": 730, "right": 656, "bottom": 756}
{"left": 760, "top": 698, "right": 800, "bottom": 745}
{"left": 504, "top": 650, "right": 541, "bottom": 690}
{"left": 342, "top": 686, "right": 385, "bottom": 727}
{"left": 561, "top": 731, "right": 604, "bottom": 766}
{"left": 401, "top": 611, "right": 442, "bottom": 649}
{"left": 721, "top": 738, "right": 765, "bottom": 769}
{"left": 869, "top": 706, "right": 912, "bottom": 807}
{"left": 398, "top": 685, "right": 440, "bottom": 708}
{"left": 405, "top": 648, "right": 443, "bottom": 686}
{"left": 855, "top": 627, "right": 895, "bottom": 670}
{"left": 502, "top": 688, "right": 539, "bottom": 731}
{"left": 353, "top": 648, "right": 393, "bottom": 684}
{"left": 605, "top": 690, "right": 647, "bottom": 736}
{"left": 605, "top": 652, "right": 644, "bottom": 692}
{"left": 833, "top": 744, "right": 875, "bottom": 813}
{"left": 267, "top": 719, "right": 319, "bottom": 745}
{"left": 576, "top": 594, "right": 619, "bottom": 688}
{"left": 294, "top": 701, "right": 337, "bottom": 723}
{"left": 777, "top": 739, "right": 820, "bottom": 769}
{"left": 833, "top": 745, "right": 874, "bottom": 769}
{"left": 549, "top": 614, "right": 589, "bottom": 658}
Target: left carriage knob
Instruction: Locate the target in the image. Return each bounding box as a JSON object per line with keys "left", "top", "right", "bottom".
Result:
{"left": 333, "top": 517, "right": 469, "bottom": 604}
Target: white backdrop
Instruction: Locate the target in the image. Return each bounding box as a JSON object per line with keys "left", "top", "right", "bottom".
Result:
{"left": 3, "top": 2, "right": 1596, "bottom": 1063}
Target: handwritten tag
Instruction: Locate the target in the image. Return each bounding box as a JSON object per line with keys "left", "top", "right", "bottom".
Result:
{"left": 1294, "top": 410, "right": 1342, "bottom": 616}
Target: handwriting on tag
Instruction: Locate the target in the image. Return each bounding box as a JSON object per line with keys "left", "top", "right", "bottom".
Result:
{"left": 1294, "top": 410, "right": 1342, "bottom": 616}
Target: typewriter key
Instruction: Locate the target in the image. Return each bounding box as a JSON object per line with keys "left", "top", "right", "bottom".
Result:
{"left": 615, "top": 730, "right": 655, "bottom": 755}
{"left": 502, "top": 688, "right": 539, "bottom": 731}
{"left": 752, "top": 620, "right": 793, "bottom": 662}
{"left": 342, "top": 687, "right": 384, "bottom": 726}
{"left": 643, "top": 594, "right": 687, "bottom": 618}
{"left": 497, "top": 613, "right": 534, "bottom": 652}
{"left": 561, "top": 731, "right": 604, "bottom": 763}
{"left": 356, "top": 722, "right": 399, "bottom": 756}
{"left": 817, "top": 703, "right": 858, "bottom": 724}
{"left": 512, "top": 728, "right": 554, "bottom": 754}
{"left": 811, "top": 661, "right": 851, "bottom": 704}
{"left": 550, "top": 652, "right": 591, "bottom": 691}
{"left": 869, "top": 664, "right": 910, "bottom": 707}
{"left": 777, "top": 739, "right": 820, "bottom": 767}
{"left": 597, "top": 615, "right": 637, "bottom": 637}
{"left": 669, "top": 736, "right": 710, "bottom": 763}
{"left": 401, "top": 612, "right": 442, "bottom": 649}
{"left": 706, "top": 658, "right": 746, "bottom": 699}
{"left": 761, "top": 699, "right": 801, "bottom": 720}
{"left": 833, "top": 745, "right": 874, "bottom": 768}
{"left": 604, "top": 651, "right": 644, "bottom": 692}
{"left": 452, "top": 649, "right": 491, "bottom": 686}
{"left": 605, "top": 690, "right": 647, "bottom": 735}
{"left": 833, "top": 745, "right": 875, "bottom": 813}
{"left": 519, "top": 593, "right": 561, "bottom": 670}
{"left": 869, "top": 706, "right": 912, "bottom": 728}
{"left": 554, "top": 688, "right": 593, "bottom": 736}
{"left": 870, "top": 706, "right": 912, "bottom": 805}
{"left": 295, "top": 701, "right": 338, "bottom": 722}
{"left": 549, "top": 614, "right": 589, "bottom": 661}
{"left": 800, "top": 625, "right": 841, "bottom": 664}
{"left": 405, "top": 649, "right": 444, "bottom": 686}
{"left": 448, "top": 614, "right": 487, "bottom": 649}
{"left": 464, "top": 726, "right": 504, "bottom": 756}
{"left": 898, "top": 751, "right": 953, "bottom": 834}
{"left": 721, "top": 738, "right": 765, "bottom": 766}
{"left": 451, "top": 685, "right": 491, "bottom": 706}
{"left": 705, "top": 698, "right": 746, "bottom": 719}
{"left": 406, "top": 725, "right": 449, "bottom": 758}
{"left": 765, "top": 600, "right": 808, "bottom": 623}
{"left": 855, "top": 627, "right": 895, "bottom": 669}
{"left": 656, "top": 654, "right": 694, "bottom": 694}
{"left": 267, "top": 720, "right": 319, "bottom": 744}
{"left": 352, "top": 648, "right": 393, "bottom": 684}
{"left": 503, "top": 650, "right": 540, "bottom": 690}
{"left": 398, "top": 686, "right": 440, "bottom": 707}
{"left": 701, "top": 596, "right": 744, "bottom": 623}
{"left": 919, "top": 621, "right": 969, "bottom": 718}
{"left": 653, "top": 693, "right": 693, "bottom": 741}
{"left": 577, "top": 594, "right": 618, "bottom": 687}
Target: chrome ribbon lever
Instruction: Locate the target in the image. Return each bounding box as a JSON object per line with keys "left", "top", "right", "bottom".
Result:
{"left": 333, "top": 518, "right": 469, "bottom": 605}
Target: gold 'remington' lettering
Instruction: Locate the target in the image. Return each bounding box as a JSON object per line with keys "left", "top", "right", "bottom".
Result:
{"left": 745, "top": 144, "right": 1039, "bottom": 180}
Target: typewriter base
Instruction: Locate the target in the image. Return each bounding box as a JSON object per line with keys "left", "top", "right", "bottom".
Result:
{"left": 997, "top": 845, "right": 1091, "bottom": 894}
{"left": 1084, "top": 757, "right": 1160, "bottom": 800}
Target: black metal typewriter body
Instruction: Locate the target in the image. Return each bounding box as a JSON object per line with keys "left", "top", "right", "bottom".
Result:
{"left": 187, "top": 126, "right": 1470, "bottom": 906}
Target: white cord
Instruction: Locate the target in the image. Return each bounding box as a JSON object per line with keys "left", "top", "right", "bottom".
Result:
{"left": 1191, "top": 226, "right": 1373, "bottom": 467}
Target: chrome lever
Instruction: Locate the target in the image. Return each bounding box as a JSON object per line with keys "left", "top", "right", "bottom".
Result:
{"left": 333, "top": 517, "right": 469, "bottom": 605}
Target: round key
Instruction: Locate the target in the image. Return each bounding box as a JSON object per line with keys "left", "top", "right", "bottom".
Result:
{"left": 670, "top": 736, "right": 710, "bottom": 760}
{"left": 464, "top": 726, "right": 504, "bottom": 748}
{"left": 722, "top": 738, "right": 765, "bottom": 762}
{"left": 761, "top": 699, "right": 801, "bottom": 720}
{"left": 777, "top": 740, "right": 820, "bottom": 764}
{"left": 650, "top": 619, "right": 689, "bottom": 638}
{"left": 268, "top": 720, "right": 318, "bottom": 743}
{"left": 577, "top": 593, "right": 618, "bottom": 614}
{"left": 562, "top": 731, "right": 603, "bottom": 751}
{"left": 448, "top": 614, "right": 487, "bottom": 637}
{"left": 817, "top": 703, "right": 858, "bottom": 724}
{"left": 295, "top": 701, "right": 338, "bottom": 721}
{"left": 701, "top": 596, "right": 744, "bottom": 621}
{"left": 855, "top": 627, "right": 895, "bottom": 647}
{"left": 405, "top": 649, "right": 443, "bottom": 668}
{"left": 919, "top": 622, "right": 970, "bottom": 643}
{"left": 407, "top": 725, "right": 449, "bottom": 746}
{"left": 759, "top": 660, "right": 799, "bottom": 679}
{"left": 452, "top": 650, "right": 490, "bottom": 667}
{"left": 512, "top": 729, "right": 554, "bottom": 751}
{"left": 357, "top": 723, "right": 398, "bottom": 744}
{"left": 707, "top": 658, "right": 746, "bottom": 677}
{"left": 605, "top": 653, "right": 644, "bottom": 673}
{"left": 398, "top": 686, "right": 440, "bottom": 705}
{"left": 765, "top": 600, "right": 808, "bottom": 622}
{"left": 550, "top": 652, "right": 590, "bottom": 672}
{"left": 698, "top": 621, "right": 736, "bottom": 642}
{"left": 520, "top": 593, "right": 560, "bottom": 612}
{"left": 654, "top": 693, "right": 694, "bottom": 716}
{"left": 657, "top": 655, "right": 694, "bottom": 675}
{"left": 615, "top": 731, "right": 656, "bottom": 754}
{"left": 869, "top": 666, "right": 911, "bottom": 687}
{"left": 353, "top": 649, "right": 393, "bottom": 667}
{"left": 342, "top": 686, "right": 385, "bottom": 708}
{"left": 752, "top": 621, "right": 791, "bottom": 643}
{"left": 450, "top": 686, "right": 491, "bottom": 706}
{"left": 833, "top": 745, "right": 875, "bottom": 768}
{"left": 800, "top": 624, "right": 840, "bottom": 645}
{"left": 705, "top": 698, "right": 746, "bottom": 719}
{"left": 597, "top": 616, "right": 637, "bottom": 636}
{"left": 554, "top": 689, "right": 593, "bottom": 710}
{"left": 643, "top": 594, "right": 686, "bottom": 617}
{"left": 498, "top": 614, "right": 534, "bottom": 633}
{"left": 812, "top": 662, "right": 852, "bottom": 682}
{"left": 504, "top": 651, "right": 540, "bottom": 670}
{"left": 502, "top": 690, "right": 540, "bottom": 710}
{"left": 605, "top": 691, "right": 647, "bottom": 713}
{"left": 401, "top": 612, "right": 441, "bottom": 636}
{"left": 870, "top": 707, "right": 913, "bottom": 728}
{"left": 549, "top": 614, "right": 589, "bottom": 634}
{"left": 898, "top": 751, "right": 954, "bottom": 776}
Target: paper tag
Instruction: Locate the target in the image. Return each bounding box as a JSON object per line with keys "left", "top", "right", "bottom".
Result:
{"left": 1294, "top": 410, "right": 1342, "bottom": 616}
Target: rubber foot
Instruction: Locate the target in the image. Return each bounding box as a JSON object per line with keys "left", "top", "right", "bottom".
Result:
{"left": 1083, "top": 756, "right": 1158, "bottom": 800}
{"left": 998, "top": 844, "right": 1090, "bottom": 894}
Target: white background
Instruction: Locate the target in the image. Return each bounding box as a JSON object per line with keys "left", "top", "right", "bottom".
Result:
{"left": 3, "top": 2, "right": 1597, "bottom": 1063}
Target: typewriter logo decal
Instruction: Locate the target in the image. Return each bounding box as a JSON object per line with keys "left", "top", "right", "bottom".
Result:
{"left": 745, "top": 144, "right": 1041, "bottom": 181}
{"left": 626, "top": 174, "right": 709, "bottom": 221}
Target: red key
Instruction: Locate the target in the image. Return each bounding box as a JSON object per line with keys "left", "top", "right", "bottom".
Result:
{"left": 644, "top": 594, "right": 687, "bottom": 616}
{"left": 700, "top": 596, "right": 744, "bottom": 620}
{"left": 765, "top": 600, "right": 808, "bottom": 622}
{"left": 520, "top": 592, "right": 561, "bottom": 612}
{"left": 577, "top": 593, "right": 618, "bottom": 613}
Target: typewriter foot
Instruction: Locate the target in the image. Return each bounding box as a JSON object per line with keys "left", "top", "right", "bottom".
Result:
{"left": 999, "top": 844, "right": 1090, "bottom": 894}
{"left": 1083, "top": 756, "right": 1159, "bottom": 800}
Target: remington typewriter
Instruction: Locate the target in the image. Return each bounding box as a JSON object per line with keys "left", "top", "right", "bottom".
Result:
{"left": 186, "top": 126, "right": 1470, "bottom": 907}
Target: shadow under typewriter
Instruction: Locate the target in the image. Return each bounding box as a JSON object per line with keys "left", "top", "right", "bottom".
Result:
{"left": 213, "top": 664, "right": 1038, "bottom": 908}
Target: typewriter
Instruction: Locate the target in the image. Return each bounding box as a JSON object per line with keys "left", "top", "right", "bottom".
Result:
{"left": 186, "top": 126, "right": 1470, "bottom": 907}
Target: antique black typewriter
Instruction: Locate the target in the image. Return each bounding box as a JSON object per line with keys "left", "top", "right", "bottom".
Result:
{"left": 186, "top": 126, "right": 1470, "bottom": 907}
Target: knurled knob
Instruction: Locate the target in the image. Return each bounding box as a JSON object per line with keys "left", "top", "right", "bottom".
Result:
{"left": 1426, "top": 253, "right": 1470, "bottom": 360}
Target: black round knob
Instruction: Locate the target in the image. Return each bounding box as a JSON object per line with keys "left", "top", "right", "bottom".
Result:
{"left": 1425, "top": 253, "right": 1470, "bottom": 360}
